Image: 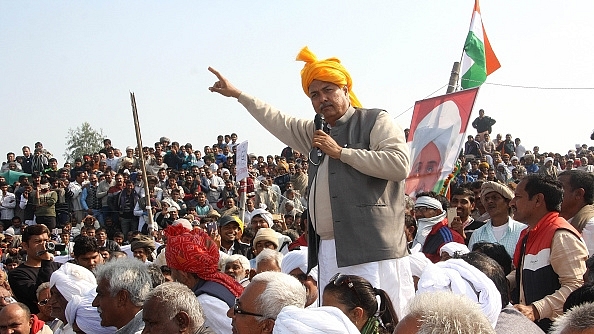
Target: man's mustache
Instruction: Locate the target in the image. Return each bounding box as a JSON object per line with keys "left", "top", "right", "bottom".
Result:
{"left": 320, "top": 102, "right": 333, "bottom": 109}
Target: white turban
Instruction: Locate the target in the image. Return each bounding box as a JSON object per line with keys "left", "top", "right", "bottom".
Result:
{"left": 49, "top": 262, "right": 97, "bottom": 301}
{"left": 65, "top": 292, "right": 116, "bottom": 334}
{"left": 414, "top": 196, "right": 443, "bottom": 210}
{"left": 409, "top": 101, "right": 462, "bottom": 165}
{"left": 417, "top": 259, "right": 501, "bottom": 328}
{"left": 280, "top": 247, "right": 318, "bottom": 282}
{"left": 251, "top": 208, "right": 273, "bottom": 227}
{"left": 273, "top": 306, "right": 360, "bottom": 334}
{"left": 439, "top": 242, "right": 470, "bottom": 257}
{"left": 281, "top": 248, "right": 307, "bottom": 274}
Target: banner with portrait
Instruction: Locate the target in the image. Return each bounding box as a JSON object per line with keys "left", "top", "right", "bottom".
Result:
{"left": 405, "top": 87, "right": 479, "bottom": 198}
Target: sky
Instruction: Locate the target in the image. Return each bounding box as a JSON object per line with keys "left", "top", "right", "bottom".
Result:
{"left": 1, "top": 1, "right": 593, "bottom": 165}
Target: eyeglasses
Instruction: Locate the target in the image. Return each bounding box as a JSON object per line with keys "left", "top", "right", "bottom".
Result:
{"left": 330, "top": 273, "right": 362, "bottom": 305}
{"left": 1, "top": 296, "right": 15, "bottom": 304}
{"left": 414, "top": 206, "right": 430, "bottom": 213}
{"left": 38, "top": 298, "right": 49, "bottom": 306}
{"left": 233, "top": 298, "right": 264, "bottom": 318}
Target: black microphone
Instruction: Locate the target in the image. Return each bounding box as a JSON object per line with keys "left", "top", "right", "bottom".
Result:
{"left": 314, "top": 114, "right": 324, "bottom": 157}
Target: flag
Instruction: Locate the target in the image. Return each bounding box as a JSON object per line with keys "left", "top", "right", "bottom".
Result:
{"left": 460, "top": 0, "right": 500, "bottom": 89}
{"left": 405, "top": 88, "right": 480, "bottom": 198}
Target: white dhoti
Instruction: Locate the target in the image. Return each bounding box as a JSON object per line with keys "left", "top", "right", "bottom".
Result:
{"left": 317, "top": 239, "right": 415, "bottom": 319}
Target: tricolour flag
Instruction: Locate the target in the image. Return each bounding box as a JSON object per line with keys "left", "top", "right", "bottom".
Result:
{"left": 460, "top": 0, "right": 500, "bottom": 89}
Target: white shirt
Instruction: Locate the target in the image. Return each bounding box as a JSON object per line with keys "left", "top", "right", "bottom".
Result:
{"left": 197, "top": 294, "right": 233, "bottom": 334}
{"left": 515, "top": 144, "right": 526, "bottom": 158}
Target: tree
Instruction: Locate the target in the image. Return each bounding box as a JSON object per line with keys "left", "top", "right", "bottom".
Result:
{"left": 64, "top": 122, "right": 106, "bottom": 162}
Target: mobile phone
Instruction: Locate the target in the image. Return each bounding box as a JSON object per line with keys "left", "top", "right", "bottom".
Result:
{"left": 447, "top": 208, "right": 457, "bottom": 227}
{"left": 206, "top": 222, "right": 217, "bottom": 234}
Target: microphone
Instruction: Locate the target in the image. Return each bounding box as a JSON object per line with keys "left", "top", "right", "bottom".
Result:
{"left": 314, "top": 113, "right": 324, "bottom": 131}
{"left": 314, "top": 114, "right": 324, "bottom": 157}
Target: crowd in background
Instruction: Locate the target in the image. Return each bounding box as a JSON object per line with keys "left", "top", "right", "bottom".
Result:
{"left": 0, "top": 124, "right": 593, "bottom": 333}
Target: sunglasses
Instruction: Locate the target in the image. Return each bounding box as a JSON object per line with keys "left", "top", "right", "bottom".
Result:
{"left": 233, "top": 298, "right": 264, "bottom": 318}
{"left": 38, "top": 298, "right": 50, "bottom": 306}
{"left": 330, "top": 273, "right": 362, "bottom": 305}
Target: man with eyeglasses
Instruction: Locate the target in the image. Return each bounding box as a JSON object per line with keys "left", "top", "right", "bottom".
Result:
{"left": 412, "top": 192, "right": 464, "bottom": 263}
{"left": 0, "top": 286, "right": 15, "bottom": 311}
{"left": 227, "top": 271, "right": 305, "bottom": 334}
{"left": 35, "top": 282, "right": 60, "bottom": 332}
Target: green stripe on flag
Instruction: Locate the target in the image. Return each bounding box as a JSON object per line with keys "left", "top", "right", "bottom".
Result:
{"left": 461, "top": 31, "right": 487, "bottom": 89}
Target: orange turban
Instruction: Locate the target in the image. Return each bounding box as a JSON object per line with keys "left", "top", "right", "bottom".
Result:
{"left": 296, "top": 46, "right": 362, "bottom": 108}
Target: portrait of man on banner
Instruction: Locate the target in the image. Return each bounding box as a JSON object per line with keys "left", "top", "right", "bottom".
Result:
{"left": 405, "top": 88, "right": 479, "bottom": 198}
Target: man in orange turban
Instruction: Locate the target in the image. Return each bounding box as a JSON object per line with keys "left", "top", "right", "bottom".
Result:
{"left": 208, "top": 47, "right": 413, "bottom": 318}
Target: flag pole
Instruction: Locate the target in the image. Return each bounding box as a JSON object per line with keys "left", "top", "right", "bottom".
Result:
{"left": 456, "top": 0, "right": 479, "bottom": 91}
{"left": 130, "top": 92, "right": 154, "bottom": 233}
{"left": 446, "top": 62, "right": 461, "bottom": 94}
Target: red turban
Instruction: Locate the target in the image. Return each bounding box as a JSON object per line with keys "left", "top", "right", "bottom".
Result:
{"left": 296, "top": 46, "right": 362, "bottom": 108}
{"left": 164, "top": 224, "right": 243, "bottom": 297}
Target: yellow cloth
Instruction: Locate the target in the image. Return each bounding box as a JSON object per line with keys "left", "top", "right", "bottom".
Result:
{"left": 296, "top": 46, "right": 362, "bottom": 108}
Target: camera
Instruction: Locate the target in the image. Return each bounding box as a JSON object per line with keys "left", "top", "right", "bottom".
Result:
{"left": 36, "top": 242, "right": 56, "bottom": 256}
{"left": 46, "top": 242, "right": 55, "bottom": 252}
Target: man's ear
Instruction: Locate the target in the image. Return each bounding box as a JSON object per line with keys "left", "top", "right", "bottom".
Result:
{"left": 117, "top": 289, "right": 129, "bottom": 307}
{"left": 576, "top": 187, "right": 586, "bottom": 201}
{"left": 342, "top": 85, "right": 349, "bottom": 96}
{"left": 535, "top": 193, "right": 546, "bottom": 208}
{"left": 175, "top": 311, "right": 191, "bottom": 331}
{"left": 261, "top": 318, "right": 275, "bottom": 334}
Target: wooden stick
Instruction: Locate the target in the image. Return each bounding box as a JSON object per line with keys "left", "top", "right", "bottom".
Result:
{"left": 130, "top": 92, "right": 155, "bottom": 232}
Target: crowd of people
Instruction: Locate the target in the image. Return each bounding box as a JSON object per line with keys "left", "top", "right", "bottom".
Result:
{"left": 1, "top": 47, "right": 594, "bottom": 333}
{"left": 1, "top": 134, "right": 592, "bottom": 334}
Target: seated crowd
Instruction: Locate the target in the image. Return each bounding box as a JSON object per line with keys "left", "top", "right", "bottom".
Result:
{"left": 0, "top": 130, "right": 593, "bottom": 334}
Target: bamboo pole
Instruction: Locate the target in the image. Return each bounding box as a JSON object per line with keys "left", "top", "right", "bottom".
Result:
{"left": 130, "top": 92, "right": 154, "bottom": 232}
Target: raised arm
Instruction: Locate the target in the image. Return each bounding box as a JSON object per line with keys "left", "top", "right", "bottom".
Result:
{"left": 208, "top": 67, "right": 242, "bottom": 98}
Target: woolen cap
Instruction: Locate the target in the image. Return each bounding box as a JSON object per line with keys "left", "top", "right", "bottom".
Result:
{"left": 253, "top": 228, "right": 278, "bottom": 248}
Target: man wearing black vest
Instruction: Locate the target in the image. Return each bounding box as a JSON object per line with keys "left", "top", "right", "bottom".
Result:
{"left": 208, "top": 46, "right": 413, "bottom": 317}
{"left": 510, "top": 174, "right": 588, "bottom": 331}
